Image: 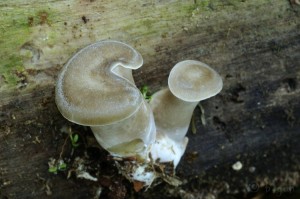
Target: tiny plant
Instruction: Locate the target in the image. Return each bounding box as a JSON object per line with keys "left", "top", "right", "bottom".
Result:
{"left": 70, "top": 133, "right": 79, "bottom": 148}
{"left": 58, "top": 161, "right": 67, "bottom": 170}
{"left": 48, "top": 165, "right": 58, "bottom": 174}
{"left": 48, "top": 158, "right": 67, "bottom": 174}
{"left": 140, "top": 85, "right": 152, "bottom": 101}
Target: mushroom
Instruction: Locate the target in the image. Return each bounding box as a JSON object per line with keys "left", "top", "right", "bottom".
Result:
{"left": 55, "top": 40, "right": 156, "bottom": 158}
{"left": 150, "top": 60, "right": 223, "bottom": 167}
{"left": 55, "top": 41, "right": 223, "bottom": 187}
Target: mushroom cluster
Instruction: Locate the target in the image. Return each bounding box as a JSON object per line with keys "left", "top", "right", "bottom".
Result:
{"left": 55, "top": 40, "right": 223, "bottom": 188}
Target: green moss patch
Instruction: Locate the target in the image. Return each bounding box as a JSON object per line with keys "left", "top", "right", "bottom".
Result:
{"left": 0, "top": 4, "right": 60, "bottom": 88}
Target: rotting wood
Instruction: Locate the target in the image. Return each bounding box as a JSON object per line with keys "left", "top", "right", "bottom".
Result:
{"left": 1, "top": 0, "right": 300, "bottom": 198}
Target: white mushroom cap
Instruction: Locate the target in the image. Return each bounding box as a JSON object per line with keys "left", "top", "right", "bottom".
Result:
{"left": 149, "top": 60, "right": 223, "bottom": 166}
{"left": 168, "top": 60, "right": 223, "bottom": 102}
{"left": 55, "top": 40, "right": 143, "bottom": 126}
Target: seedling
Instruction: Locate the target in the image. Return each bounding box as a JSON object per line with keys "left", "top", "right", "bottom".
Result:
{"left": 140, "top": 85, "right": 152, "bottom": 101}
{"left": 70, "top": 133, "right": 79, "bottom": 148}
{"left": 48, "top": 158, "right": 67, "bottom": 174}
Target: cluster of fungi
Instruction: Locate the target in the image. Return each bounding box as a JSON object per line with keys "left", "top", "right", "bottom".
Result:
{"left": 55, "top": 40, "right": 223, "bottom": 188}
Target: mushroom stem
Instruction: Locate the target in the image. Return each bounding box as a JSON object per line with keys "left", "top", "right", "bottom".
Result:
{"left": 150, "top": 88, "right": 196, "bottom": 166}
{"left": 150, "top": 88, "right": 198, "bottom": 141}
{"left": 91, "top": 100, "right": 156, "bottom": 159}
{"left": 150, "top": 60, "right": 223, "bottom": 167}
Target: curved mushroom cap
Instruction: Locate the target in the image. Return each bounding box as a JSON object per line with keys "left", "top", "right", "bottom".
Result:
{"left": 55, "top": 40, "right": 143, "bottom": 126}
{"left": 168, "top": 60, "right": 223, "bottom": 102}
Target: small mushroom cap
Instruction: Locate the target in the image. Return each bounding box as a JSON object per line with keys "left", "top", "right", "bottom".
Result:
{"left": 168, "top": 60, "right": 223, "bottom": 102}
{"left": 55, "top": 40, "right": 143, "bottom": 126}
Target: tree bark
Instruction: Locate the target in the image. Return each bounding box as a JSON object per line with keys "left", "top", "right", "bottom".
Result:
{"left": 0, "top": 0, "right": 299, "bottom": 198}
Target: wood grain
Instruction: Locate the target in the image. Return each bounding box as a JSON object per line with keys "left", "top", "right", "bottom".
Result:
{"left": 1, "top": 0, "right": 299, "bottom": 198}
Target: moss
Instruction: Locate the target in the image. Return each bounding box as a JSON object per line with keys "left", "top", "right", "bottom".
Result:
{"left": 0, "top": 5, "right": 61, "bottom": 88}
{"left": 183, "top": 0, "right": 213, "bottom": 13}
{"left": 141, "top": 19, "right": 155, "bottom": 30}
{"left": 0, "top": 8, "right": 31, "bottom": 87}
{"left": 122, "top": 2, "right": 196, "bottom": 36}
{"left": 197, "top": 0, "right": 212, "bottom": 9}
{"left": 0, "top": 56, "right": 23, "bottom": 86}
{"left": 122, "top": 18, "right": 158, "bottom": 36}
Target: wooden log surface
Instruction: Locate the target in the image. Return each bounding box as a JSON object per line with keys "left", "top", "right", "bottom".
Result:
{"left": 0, "top": 0, "right": 300, "bottom": 198}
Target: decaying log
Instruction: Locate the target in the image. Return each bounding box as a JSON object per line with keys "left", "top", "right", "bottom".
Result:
{"left": 0, "top": 0, "right": 299, "bottom": 198}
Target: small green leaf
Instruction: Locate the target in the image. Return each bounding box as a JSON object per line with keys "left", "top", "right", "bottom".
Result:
{"left": 70, "top": 134, "right": 79, "bottom": 147}
{"left": 140, "top": 85, "right": 152, "bottom": 101}
{"left": 58, "top": 163, "right": 67, "bottom": 171}
{"left": 73, "top": 134, "right": 79, "bottom": 143}
{"left": 48, "top": 166, "right": 58, "bottom": 174}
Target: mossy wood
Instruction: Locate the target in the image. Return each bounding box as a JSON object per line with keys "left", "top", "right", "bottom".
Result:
{"left": 0, "top": 0, "right": 299, "bottom": 198}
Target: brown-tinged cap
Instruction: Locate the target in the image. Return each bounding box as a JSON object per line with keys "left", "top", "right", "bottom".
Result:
{"left": 55, "top": 40, "right": 143, "bottom": 126}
